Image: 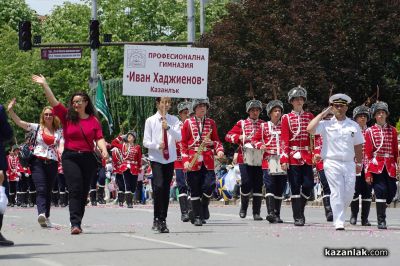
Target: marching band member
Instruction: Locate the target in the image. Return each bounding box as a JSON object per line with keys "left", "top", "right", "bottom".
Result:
{"left": 308, "top": 94, "right": 364, "bottom": 230}
{"left": 175, "top": 101, "right": 191, "bottom": 222}
{"left": 143, "top": 97, "right": 181, "bottom": 233}
{"left": 225, "top": 100, "right": 265, "bottom": 220}
{"left": 111, "top": 131, "right": 142, "bottom": 208}
{"left": 6, "top": 147, "right": 20, "bottom": 207}
{"left": 364, "top": 101, "right": 398, "bottom": 229}
{"left": 181, "top": 98, "right": 224, "bottom": 226}
{"left": 111, "top": 146, "right": 125, "bottom": 207}
{"left": 280, "top": 86, "right": 315, "bottom": 226}
{"left": 350, "top": 105, "right": 372, "bottom": 226}
{"left": 252, "top": 100, "right": 286, "bottom": 223}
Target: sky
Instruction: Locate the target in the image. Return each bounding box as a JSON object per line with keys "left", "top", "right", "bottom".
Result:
{"left": 26, "top": 0, "right": 85, "bottom": 15}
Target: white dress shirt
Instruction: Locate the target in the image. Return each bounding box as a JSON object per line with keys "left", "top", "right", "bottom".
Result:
{"left": 0, "top": 186, "right": 8, "bottom": 214}
{"left": 316, "top": 116, "right": 364, "bottom": 162}
{"left": 143, "top": 111, "right": 182, "bottom": 164}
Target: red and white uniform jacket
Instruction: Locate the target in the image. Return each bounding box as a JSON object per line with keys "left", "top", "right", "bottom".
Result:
{"left": 364, "top": 123, "right": 398, "bottom": 179}
{"left": 20, "top": 166, "right": 31, "bottom": 176}
{"left": 280, "top": 111, "right": 314, "bottom": 165}
{"left": 360, "top": 125, "right": 368, "bottom": 166}
{"left": 181, "top": 116, "right": 224, "bottom": 171}
{"left": 174, "top": 120, "right": 185, "bottom": 170}
{"left": 111, "top": 136, "right": 142, "bottom": 175}
{"left": 252, "top": 121, "right": 282, "bottom": 170}
{"left": 6, "top": 155, "right": 21, "bottom": 182}
{"left": 225, "top": 118, "right": 265, "bottom": 164}
{"left": 111, "top": 147, "right": 124, "bottom": 174}
{"left": 313, "top": 134, "right": 324, "bottom": 172}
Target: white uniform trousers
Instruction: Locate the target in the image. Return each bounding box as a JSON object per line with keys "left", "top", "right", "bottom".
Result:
{"left": 324, "top": 159, "right": 356, "bottom": 228}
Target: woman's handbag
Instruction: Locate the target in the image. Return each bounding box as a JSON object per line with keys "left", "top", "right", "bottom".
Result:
{"left": 18, "top": 126, "right": 39, "bottom": 167}
{"left": 79, "top": 123, "right": 103, "bottom": 167}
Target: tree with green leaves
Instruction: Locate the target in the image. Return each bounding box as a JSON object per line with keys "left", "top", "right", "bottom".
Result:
{"left": 199, "top": 0, "right": 400, "bottom": 156}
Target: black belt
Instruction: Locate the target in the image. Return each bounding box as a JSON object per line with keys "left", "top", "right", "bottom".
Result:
{"left": 64, "top": 149, "right": 92, "bottom": 154}
{"left": 35, "top": 156, "right": 57, "bottom": 164}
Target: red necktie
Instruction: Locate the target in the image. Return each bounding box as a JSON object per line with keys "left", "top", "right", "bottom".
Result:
{"left": 163, "top": 127, "right": 169, "bottom": 160}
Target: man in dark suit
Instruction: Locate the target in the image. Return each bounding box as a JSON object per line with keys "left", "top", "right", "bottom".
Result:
{"left": 0, "top": 103, "right": 14, "bottom": 246}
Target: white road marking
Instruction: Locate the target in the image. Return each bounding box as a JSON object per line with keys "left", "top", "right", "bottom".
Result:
{"left": 31, "top": 258, "right": 64, "bottom": 266}
{"left": 121, "top": 233, "right": 226, "bottom": 255}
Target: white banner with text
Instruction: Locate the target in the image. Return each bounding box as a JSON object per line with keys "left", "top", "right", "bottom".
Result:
{"left": 123, "top": 45, "right": 209, "bottom": 99}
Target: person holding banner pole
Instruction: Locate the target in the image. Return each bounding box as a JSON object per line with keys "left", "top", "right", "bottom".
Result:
{"left": 143, "top": 97, "right": 181, "bottom": 233}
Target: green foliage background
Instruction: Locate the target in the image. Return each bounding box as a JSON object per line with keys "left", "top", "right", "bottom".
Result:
{"left": 0, "top": 0, "right": 229, "bottom": 146}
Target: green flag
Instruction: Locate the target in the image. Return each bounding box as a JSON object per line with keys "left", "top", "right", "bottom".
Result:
{"left": 95, "top": 79, "right": 113, "bottom": 134}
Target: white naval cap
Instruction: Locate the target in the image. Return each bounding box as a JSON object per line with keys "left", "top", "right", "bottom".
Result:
{"left": 329, "top": 93, "right": 352, "bottom": 105}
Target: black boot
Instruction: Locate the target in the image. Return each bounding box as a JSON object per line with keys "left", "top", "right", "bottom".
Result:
{"left": 16, "top": 193, "right": 21, "bottom": 206}
{"left": 20, "top": 192, "right": 28, "bottom": 208}
{"left": 8, "top": 194, "right": 15, "bottom": 207}
{"left": 201, "top": 196, "right": 210, "bottom": 222}
{"left": 52, "top": 191, "right": 60, "bottom": 207}
{"left": 274, "top": 198, "right": 283, "bottom": 223}
{"left": 59, "top": 192, "right": 68, "bottom": 207}
{"left": 28, "top": 191, "right": 36, "bottom": 207}
{"left": 252, "top": 196, "right": 263, "bottom": 221}
{"left": 187, "top": 197, "right": 194, "bottom": 223}
{"left": 126, "top": 192, "right": 133, "bottom": 208}
{"left": 0, "top": 232, "right": 14, "bottom": 246}
{"left": 97, "top": 186, "right": 106, "bottom": 204}
{"left": 89, "top": 190, "right": 97, "bottom": 206}
{"left": 265, "top": 196, "right": 277, "bottom": 223}
{"left": 350, "top": 199, "right": 359, "bottom": 225}
{"left": 292, "top": 198, "right": 304, "bottom": 226}
{"left": 192, "top": 199, "right": 203, "bottom": 226}
{"left": 322, "top": 196, "right": 333, "bottom": 222}
{"left": 361, "top": 200, "right": 371, "bottom": 226}
{"left": 239, "top": 194, "right": 249, "bottom": 218}
{"left": 118, "top": 192, "right": 125, "bottom": 207}
{"left": 178, "top": 196, "right": 190, "bottom": 222}
{"left": 376, "top": 202, "right": 387, "bottom": 229}
{"left": 300, "top": 196, "right": 307, "bottom": 224}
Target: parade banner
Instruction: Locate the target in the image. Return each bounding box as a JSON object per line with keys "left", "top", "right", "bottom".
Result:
{"left": 123, "top": 45, "right": 208, "bottom": 99}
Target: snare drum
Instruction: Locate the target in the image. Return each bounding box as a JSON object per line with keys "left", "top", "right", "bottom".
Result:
{"left": 268, "top": 155, "right": 286, "bottom": 175}
{"left": 243, "top": 147, "right": 264, "bottom": 166}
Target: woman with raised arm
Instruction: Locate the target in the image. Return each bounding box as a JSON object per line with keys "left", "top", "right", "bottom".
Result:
{"left": 7, "top": 98, "right": 63, "bottom": 228}
{"left": 32, "top": 74, "right": 109, "bottom": 235}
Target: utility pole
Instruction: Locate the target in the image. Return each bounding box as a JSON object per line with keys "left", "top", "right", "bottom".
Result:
{"left": 200, "top": 0, "right": 205, "bottom": 35}
{"left": 90, "top": 0, "right": 98, "bottom": 92}
{"left": 187, "top": 0, "right": 195, "bottom": 44}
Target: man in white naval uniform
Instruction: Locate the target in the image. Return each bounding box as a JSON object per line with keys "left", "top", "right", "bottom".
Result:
{"left": 307, "top": 93, "right": 364, "bottom": 230}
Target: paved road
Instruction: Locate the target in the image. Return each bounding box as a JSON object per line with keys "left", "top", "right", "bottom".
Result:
{"left": 1, "top": 202, "right": 399, "bottom": 266}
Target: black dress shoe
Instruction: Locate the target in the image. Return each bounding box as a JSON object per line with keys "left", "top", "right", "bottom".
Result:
{"left": 253, "top": 214, "right": 263, "bottom": 221}
{"left": 0, "top": 233, "right": 14, "bottom": 246}
{"left": 158, "top": 221, "right": 169, "bottom": 233}
{"left": 181, "top": 213, "right": 190, "bottom": 222}
{"left": 151, "top": 219, "right": 159, "bottom": 231}
{"left": 194, "top": 217, "right": 203, "bottom": 226}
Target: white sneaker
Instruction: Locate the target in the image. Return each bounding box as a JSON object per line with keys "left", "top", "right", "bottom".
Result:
{"left": 45, "top": 218, "right": 53, "bottom": 228}
{"left": 38, "top": 214, "right": 47, "bottom": 228}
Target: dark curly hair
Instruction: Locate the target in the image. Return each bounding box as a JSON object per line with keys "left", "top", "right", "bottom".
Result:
{"left": 66, "top": 92, "right": 98, "bottom": 123}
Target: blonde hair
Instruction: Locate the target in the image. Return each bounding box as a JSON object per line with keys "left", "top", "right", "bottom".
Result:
{"left": 40, "top": 106, "right": 61, "bottom": 130}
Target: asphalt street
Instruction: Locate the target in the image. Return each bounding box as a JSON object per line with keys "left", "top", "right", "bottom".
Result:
{"left": 0, "top": 202, "right": 399, "bottom": 266}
